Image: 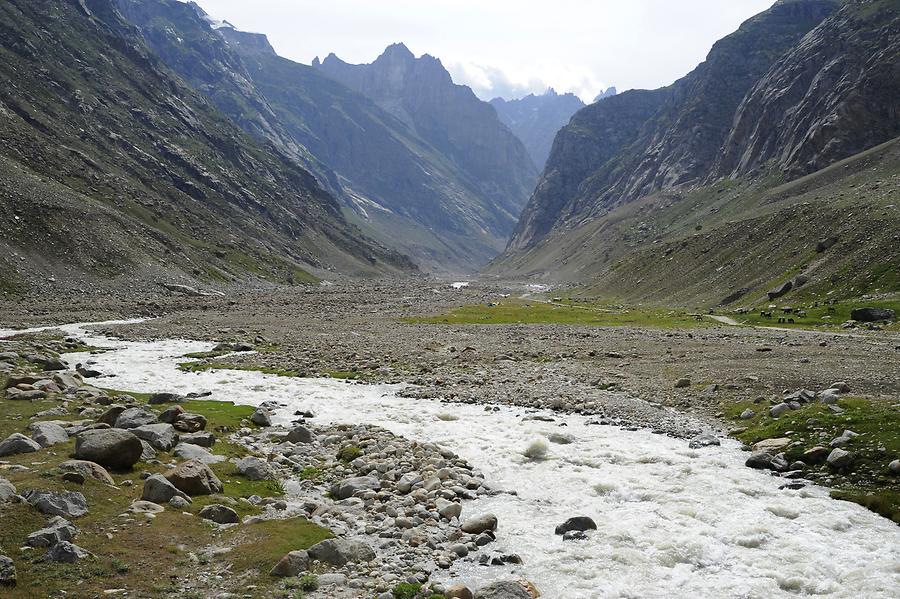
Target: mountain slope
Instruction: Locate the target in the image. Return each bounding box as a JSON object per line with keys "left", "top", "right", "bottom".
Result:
{"left": 492, "top": 0, "right": 899, "bottom": 306}
{"left": 0, "top": 0, "right": 413, "bottom": 294}
{"left": 118, "top": 1, "right": 533, "bottom": 273}
{"left": 490, "top": 89, "right": 585, "bottom": 170}
{"left": 316, "top": 44, "right": 538, "bottom": 226}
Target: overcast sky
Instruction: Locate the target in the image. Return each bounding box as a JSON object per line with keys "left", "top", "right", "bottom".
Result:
{"left": 194, "top": 0, "right": 775, "bottom": 102}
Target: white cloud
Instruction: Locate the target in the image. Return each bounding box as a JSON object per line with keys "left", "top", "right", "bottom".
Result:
{"left": 446, "top": 61, "right": 607, "bottom": 102}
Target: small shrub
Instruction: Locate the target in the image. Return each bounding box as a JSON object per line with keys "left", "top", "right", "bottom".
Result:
{"left": 523, "top": 439, "right": 549, "bottom": 460}
{"left": 392, "top": 583, "right": 421, "bottom": 599}
{"left": 298, "top": 574, "right": 319, "bottom": 591}
{"left": 337, "top": 445, "right": 362, "bottom": 462}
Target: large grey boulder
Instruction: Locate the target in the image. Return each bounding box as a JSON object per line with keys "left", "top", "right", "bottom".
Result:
{"left": 307, "top": 538, "right": 375, "bottom": 566}
{"left": 236, "top": 456, "right": 274, "bottom": 481}
{"left": 29, "top": 422, "right": 69, "bottom": 448}
{"left": 26, "top": 516, "right": 78, "bottom": 548}
{"left": 173, "top": 413, "right": 207, "bottom": 433}
{"left": 269, "top": 550, "right": 309, "bottom": 577}
{"left": 475, "top": 581, "right": 532, "bottom": 599}
{"left": 198, "top": 504, "right": 239, "bottom": 524}
{"left": 114, "top": 407, "right": 157, "bottom": 429}
{"left": 179, "top": 432, "right": 216, "bottom": 447}
{"left": 164, "top": 460, "right": 223, "bottom": 496}
{"left": 0, "top": 477, "right": 16, "bottom": 502}
{"left": 0, "top": 433, "right": 41, "bottom": 457}
{"left": 58, "top": 460, "right": 115, "bottom": 485}
{"left": 850, "top": 307, "right": 895, "bottom": 322}
{"left": 142, "top": 474, "right": 190, "bottom": 504}
{"left": 688, "top": 433, "right": 720, "bottom": 449}
{"left": 286, "top": 425, "right": 313, "bottom": 444}
{"left": 827, "top": 448, "right": 854, "bottom": 470}
{"left": 0, "top": 555, "right": 15, "bottom": 587}
{"left": 250, "top": 407, "right": 272, "bottom": 427}
{"left": 172, "top": 443, "right": 225, "bottom": 464}
{"left": 767, "top": 281, "right": 792, "bottom": 300}
{"left": 461, "top": 513, "right": 498, "bottom": 534}
{"left": 23, "top": 490, "right": 88, "bottom": 519}
{"left": 131, "top": 423, "right": 179, "bottom": 451}
{"left": 46, "top": 541, "right": 92, "bottom": 563}
{"left": 554, "top": 516, "right": 597, "bottom": 535}
{"left": 75, "top": 429, "right": 143, "bottom": 469}
{"left": 330, "top": 476, "right": 380, "bottom": 500}
{"left": 97, "top": 405, "right": 127, "bottom": 426}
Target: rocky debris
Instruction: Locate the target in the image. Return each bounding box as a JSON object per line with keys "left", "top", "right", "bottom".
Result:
{"left": 173, "top": 443, "right": 225, "bottom": 464}
{"left": 307, "top": 538, "right": 375, "bottom": 566}
{"left": 269, "top": 550, "right": 309, "bottom": 577}
{"left": 164, "top": 460, "right": 223, "bottom": 496}
{"left": 114, "top": 407, "right": 158, "bottom": 429}
{"left": 236, "top": 456, "right": 274, "bottom": 481}
{"left": 132, "top": 423, "right": 179, "bottom": 451}
{"left": 330, "top": 476, "right": 380, "bottom": 500}
{"left": 461, "top": 513, "right": 498, "bottom": 535}
{"left": 23, "top": 490, "right": 89, "bottom": 519}
{"left": 0, "top": 433, "right": 41, "bottom": 457}
{"left": 827, "top": 448, "right": 854, "bottom": 470}
{"left": 58, "top": 460, "right": 115, "bottom": 485}
{"left": 198, "top": 504, "right": 239, "bottom": 524}
{"left": 286, "top": 425, "right": 313, "bottom": 444}
{"left": 142, "top": 474, "right": 191, "bottom": 504}
{"left": 0, "top": 555, "right": 16, "bottom": 587}
{"left": 474, "top": 580, "right": 534, "bottom": 599}
{"left": 26, "top": 516, "right": 78, "bottom": 548}
{"left": 75, "top": 429, "right": 143, "bottom": 469}
{"left": 554, "top": 516, "right": 597, "bottom": 535}
{"left": 46, "top": 541, "right": 92, "bottom": 563}
{"left": 0, "top": 477, "right": 17, "bottom": 502}
{"left": 250, "top": 407, "right": 273, "bottom": 426}
{"left": 688, "top": 433, "right": 720, "bottom": 449}
{"left": 28, "top": 422, "right": 69, "bottom": 448}
{"left": 850, "top": 307, "right": 895, "bottom": 322}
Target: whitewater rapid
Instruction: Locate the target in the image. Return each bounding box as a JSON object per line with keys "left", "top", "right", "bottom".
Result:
{"left": 4, "top": 321, "right": 898, "bottom": 598}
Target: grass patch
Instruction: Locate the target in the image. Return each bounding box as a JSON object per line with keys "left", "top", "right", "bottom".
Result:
{"left": 736, "top": 299, "right": 900, "bottom": 331}
{"left": 406, "top": 299, "right": 711, "bottom": 328}
{"left": 177, "top": 361, "right": 301, "bottom": 377}
{"left": 726, "top": 396, "right": 900, "bottom": 522}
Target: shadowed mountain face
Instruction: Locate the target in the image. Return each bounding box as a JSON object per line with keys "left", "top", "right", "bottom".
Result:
{"left": 315, "top": 44, "right": 538, "bottom": 231}
{"left": 118, "top": 2, "right": 535, "bottom": 273}
{"left": 490, "top": 89, "right": 586, "bottom": 171}
{"left": 0, "top": 0, "right": 414, "bottom": 293}
{"left": 492, "top": 0, "right": 900, "bottom": 306}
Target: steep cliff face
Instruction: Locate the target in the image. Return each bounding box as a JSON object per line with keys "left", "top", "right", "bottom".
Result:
{"left": 490, "top": 89, "right": 585, "bottom": 170}
{"left": 714, "top": 0, "right": 900, "bottom": 179}
{"left": 0, "top": 0, "right": 413, "bottom": 292}
{"left": 507, "top": 0, "right": 840, "bottom": 251}
{"left": 316, "top": 45, "right": 538, "bottom": 222}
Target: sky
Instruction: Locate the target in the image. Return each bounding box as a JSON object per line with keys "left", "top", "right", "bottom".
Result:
{"left": 194, "top": 0, "right": 775, "bottom": 103}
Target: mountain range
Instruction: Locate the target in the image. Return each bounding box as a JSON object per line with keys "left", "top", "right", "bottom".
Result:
{"left": 492, "top": 0, "right": 900, "bottom": 306}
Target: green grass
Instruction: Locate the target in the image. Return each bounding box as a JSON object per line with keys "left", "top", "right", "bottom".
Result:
{"left": 392, "top": 583, "right": 447, "bottom": 599}
{"left": 736, "top": 299, "right": 900, "bottom": 331}
{"left": 177, "top": 361, "right": 301, "bottom": 377}
{"left": 406, "top": 298, "right": 711, "bottom": 328}
{"left": 726, "top": 396, "right": 900, "bottom": 522}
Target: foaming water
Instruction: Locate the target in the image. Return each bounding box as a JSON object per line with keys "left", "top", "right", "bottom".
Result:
{"left": 8, "top": 322, "right": 899, "bottom": 598}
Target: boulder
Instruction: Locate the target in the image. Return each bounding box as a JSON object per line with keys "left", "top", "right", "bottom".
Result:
{"left": 397, "top": 472, "right": 423, "bottom": 494}
{"left": 164, "top": 460, "right": 223, "bottom": 496}
{"left": 75, "top": 429, "right": 142, "bottom": 469}
{"left": 198, "top": 504, "right": 239, "bottom": 524}
{"left": 815, "top": 237, "right": 837, "bottom": 252}
{"left": 250, "top": 407, "right": 272, "bottom": 427}
{"left": 0, "top": 555, "right": 14, "bottom": 587}
{"left": 554, "top": 516, "right": 597, "bottom": 535}
{"left": 0, "top": 477, "right": 16, "bottom": 502}
{"left": 307, "top": 538, "right": 375, "bottom": 566}
{"left": 158, "top": 405, "right": 185, "bottom": 424}
{"left": 461, "top": 513, "right": 498, "bottom": 534}
{"left": 142, "top": 474, "right": 190, "bottom": 504}
{"left": 802, "top": 446, "right": 830, "bottom": 464}
{"left": 97, "top": 405, "right": 127, "bottom": 426}
{"left": 769, "top": 403, "right": 790, "bottom": 418}
{"left": 58, "top": 460, "right": 115, "bottom": 485}
{"left": 23, "top": 490, "right": 88, "bottom": 519}
{"left": 827, "top": 448, "right": 854, "bottom": 470}
{"left": 28, "top": 422, "right": 69, "bottom": 448}
{"left": 436, "top": 498, "right": 462, "bottom": 520}
{"left": 148, "top": 392, "right": 183, "bottom": 405}
{"left": 173, "top": 413, "right": 207, "bottom": 433}
{"left": 131, "top": 423, "right": 179, "bottom": 451}
{"left": 0, "top": 433, "right": 41, "bottom": 457}
{"left": 446, "top": 584, "right": 475, "bottom": 599}
{"left": 751, "top": 437, "right": 791, "bottom": 452}
{"left": 850, "top": 307, "right": 895, "bottom": 322}
{"left": 889, "top": 460, "right": 900, "bottom": 475}
{"left": 26, "top": 516, "right": 77, "bottom": 548}
{"left": 179, "top": 432, "right": 216, "bottom": 447}
{"left": 140, "top": 440, "right": 157, "bottom": 461}
{"left": 236, "top": 456, "right": 274, "bottom": 481}
{"left": 688, "top": 433, "right": 720, "bottom": 449}
{"left": 46, "top": 541, "right": 91, "bottom": 563}
{"left": 330, "top": 476, "right": 380, "bottom": 500}
{"left": 674, "top": 378, "right": 690, "bottom": 388}
{"left": 269, "top": 550, "right": 309, "bottom": 577}
{"left": 767, "top": 281, "right": 792, "bottom": 300}
{"left": 475, "top": 581, "right": 533, "bottom": 599}
{"left": 745, "top": 452, "right": 787, "bottom": 471}
{"left": 172, "top": 443, "right": 225, "bottom": 464}
{"left": 114, "top": 408, "right": 157, "bottom": 429}
{"left": 286, "top": 425, "right": 313, "bottom": 444}
{"left": 53, "top": 372, "right": 82, "bottom": 391}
